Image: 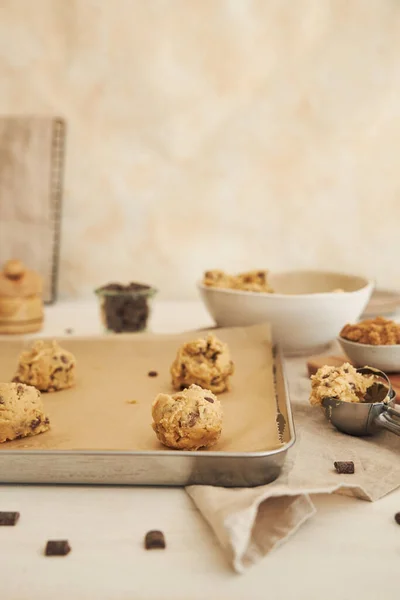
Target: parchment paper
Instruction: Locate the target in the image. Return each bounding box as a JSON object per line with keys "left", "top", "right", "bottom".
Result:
{"left": 0, "top": 324, "right": 284, "bottom": 452}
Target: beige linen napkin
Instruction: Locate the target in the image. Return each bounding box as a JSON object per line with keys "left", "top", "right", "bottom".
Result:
{"left": 186, "top": 356, "right": 400, "bottom": 573}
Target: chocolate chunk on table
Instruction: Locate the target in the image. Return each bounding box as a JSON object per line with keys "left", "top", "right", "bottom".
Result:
{"left": 148, "top": 370, "right": 158, "bottom": 377}
{"left": 45, "top": 540, "right": 71, "bottom": 556}
{"left": 394, "top": 512, "right": 400, "bottom": 525}
{"left": 334, "top": 461, "right": 355, "bottom": 474}
{"left": 144, "top": 530, "right": 166, "bottom": 550}
{"left": 0, "top": 511, "right": 20, "bottom": 526}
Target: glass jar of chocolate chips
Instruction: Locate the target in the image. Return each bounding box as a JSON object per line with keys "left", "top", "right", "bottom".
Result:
{"left": 94, "top": 282, "right": 157, "bottom": 333}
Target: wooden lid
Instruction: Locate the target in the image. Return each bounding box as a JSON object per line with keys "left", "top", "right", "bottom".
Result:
{"left": 0, "top": 259, "right": 43, "bottom": 298}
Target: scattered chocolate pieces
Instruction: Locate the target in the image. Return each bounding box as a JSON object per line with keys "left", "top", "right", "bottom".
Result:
{"left": 394, "top": 512, "right": 400, "bottom": 525}
{"left": 334, "top": 461, "right": 355, "bottom": 474}
{"left": 204, "top": 396, "right": 214, "bottom": 403}
{"left": 0, "top": 511, "right": 20, "bottom": 526}
{"left": 45, "top": 540, "right": 71, "bottom": 556}
{"left": 148, "top": 371, "right": 158, "bottom": 377}
{"left": 144, "top": 530, "right": 166, "bottom": 550}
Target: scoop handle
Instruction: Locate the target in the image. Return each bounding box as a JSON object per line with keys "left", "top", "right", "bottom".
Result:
{"left": 375, "top": 410, "right": 400, "bottom": 436}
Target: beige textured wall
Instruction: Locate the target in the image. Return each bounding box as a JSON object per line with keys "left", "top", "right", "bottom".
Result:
{"left": 1, "top": 0, "right": 400, "bottom": 299}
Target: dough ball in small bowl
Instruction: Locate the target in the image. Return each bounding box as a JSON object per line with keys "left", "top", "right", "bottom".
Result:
{"left": 151, "top": 384, "right": 223, "bottom": 450}
{"left": 170, "top": 333, "right": 234, "bottom": 394}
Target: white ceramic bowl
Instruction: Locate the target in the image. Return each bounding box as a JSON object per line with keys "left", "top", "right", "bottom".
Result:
{"left": 338, "top": 336, "right": 400, "bottom": 373}
{"left": 198, "top": 270, "right": 374, "bottom": 355}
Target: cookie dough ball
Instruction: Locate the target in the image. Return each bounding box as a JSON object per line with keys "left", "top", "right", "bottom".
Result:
{"left": 152, "top": 384, "right": 223, "bottom": 450}
{"left": 203, "top": 269, "right": 273, "bottom": 293}
{"left": 170, "top": 333, "right": 234, "bottom": 394}
{"left": 0, "top": 382, "right": 50, "bottom": 443}
{"left": 232, "top": 270, "right": 273, "bottom": 293}
{"left": 13, "top": 340, "right": 76, "bottom": 392}
{"left": 310, "top": 363, "right": 374, "bottom": 406}
{"left": 203, "top": 270, "right": 234, "bottom": 289}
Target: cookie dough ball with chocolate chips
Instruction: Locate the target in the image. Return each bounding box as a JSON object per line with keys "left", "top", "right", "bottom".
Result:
{"left": 152, "top": 384, "right": 222, "bottom": 450}
{"left": 170, "top": 333, "right": 234, "bottom": 394}
{"left": 0, "top": 382, "right": 50, "bottom": 443}
{"left": 310, "top": 363, "right": 374, "bottom": 406}
{"left": 13, "top": 340, "right": 76, "bottom": 392}
{"left": 203, "top": 270, "right": 234, "bottom": 289}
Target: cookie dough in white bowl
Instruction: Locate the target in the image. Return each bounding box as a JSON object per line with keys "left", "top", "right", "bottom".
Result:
{"left": 198, "top": 270, "right": 374, "bottom": 355}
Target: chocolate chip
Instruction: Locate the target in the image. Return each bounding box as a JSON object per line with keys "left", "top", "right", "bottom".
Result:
{"left": 334, "top": 461, "right": 355, "bottom": 474}
{"left": 394, "top": 513, "right": 400, "bottom": 525}
{"left": 30, "top": 417, "right": 41, "bottom": 429}
{"left": 210, "top": 352, "right": 219, "bottom": 361}
{"left": 211, "top": 376, "right": 220, "bottom": 385}
{"left": 45, "top": 540, "right": 71, "bottom": 556}
{"left": 99, "top": 283, "right": 125, "bottom": 292}
{"left": 127, "top": 282, "right": 151, "bottom": 292}
{"left": 16, "top": 384, "right": 24, "bottom": 394}
{"left": 204, "top": 396, "right": 214, "bottom": 403}
{"left": 187, "top": 411, "right": 199, "bottom": 427}
{"left": 148, "top": 371, "right": 158, "bottom": 377}
{"left": 60, "top": 355, "right": 68, "bottom": 364}
{"left": 343, "top": 367, "right": 349, "bottom": 373}
{"left": 321, "top": 374, "right": 329, "bottom": 379}
{"left": 44, "top": 417, "right": 50, "bottom": 425}
{"left": 144, "top": 530, "right": 166, "bottom": 550}
{"left": 0, "top": 512, "right": 20, "bottom": 526}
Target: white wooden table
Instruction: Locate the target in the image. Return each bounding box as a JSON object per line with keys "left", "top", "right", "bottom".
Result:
{"left": 1, "top": 301, "right": 399, "bottom": 600}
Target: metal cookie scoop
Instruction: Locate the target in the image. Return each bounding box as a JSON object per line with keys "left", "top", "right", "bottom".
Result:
{"left": 321, "top": 367, "right": 400, "bottom": 437}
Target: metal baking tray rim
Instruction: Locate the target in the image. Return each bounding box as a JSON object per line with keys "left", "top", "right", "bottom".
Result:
{"left": 0, "top": 346, "right": 296, "bottom": 487}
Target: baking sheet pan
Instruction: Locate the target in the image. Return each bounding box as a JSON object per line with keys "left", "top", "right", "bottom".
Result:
{"left": 0, "top": 324, "right": 295, "bottom": 486}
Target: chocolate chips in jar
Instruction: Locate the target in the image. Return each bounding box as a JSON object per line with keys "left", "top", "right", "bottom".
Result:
{"left": 95, "top": 282, "right": 157, "bottom": 333}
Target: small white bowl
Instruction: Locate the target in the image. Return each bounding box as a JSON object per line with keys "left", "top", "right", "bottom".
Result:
{"left": 338, "top": 336, "right": 400, "bottom": 373}
{"left": 198, "top": 270, "right": 374, "bottom": 355}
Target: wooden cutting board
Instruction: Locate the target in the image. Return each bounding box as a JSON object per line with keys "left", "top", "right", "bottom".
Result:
{"left": 362, "top": 289, "right": 400, "bottom": 318}
{"left": 307, "top": 355, "right": 400, "bottom": 403}
{"left": 0, "top": 117, "right": 65, "bottom": 303}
